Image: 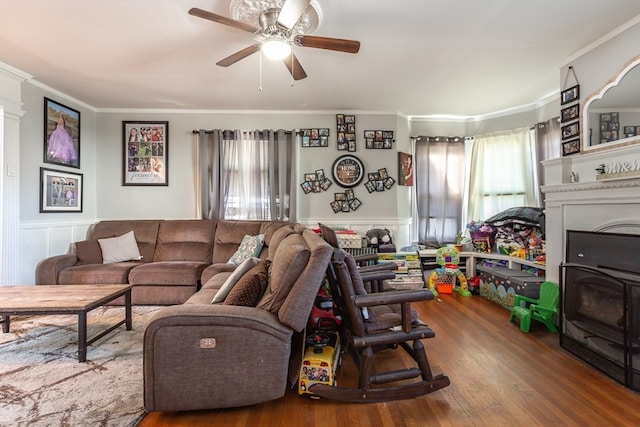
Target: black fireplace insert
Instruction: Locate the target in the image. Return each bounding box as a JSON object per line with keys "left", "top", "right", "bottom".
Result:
{"left": 560, "top": 230, "right": 640, "bottom": 391}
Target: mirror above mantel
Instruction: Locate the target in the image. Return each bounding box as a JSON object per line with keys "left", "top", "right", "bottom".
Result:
{"left": 582, "top": 55, "right": 640, "bottom": 152}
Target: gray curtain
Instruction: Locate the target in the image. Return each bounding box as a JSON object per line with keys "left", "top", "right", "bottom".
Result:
{"left": 535, "top": 117, "right": 561, "bottom": 203}
{"left": 415, "top": 136, "right": 466, "bottom": 247}
{"left": 195, "top": 129, "right": 296, "bottom": 221}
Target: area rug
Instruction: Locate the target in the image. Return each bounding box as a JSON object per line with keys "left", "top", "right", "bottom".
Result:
{"left": 0, "top": 305, "right": 162, "bottom": 427}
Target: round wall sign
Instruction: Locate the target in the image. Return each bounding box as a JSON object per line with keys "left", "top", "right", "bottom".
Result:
{"left": 332, "top": 155, "right": 365, "bottom": 188}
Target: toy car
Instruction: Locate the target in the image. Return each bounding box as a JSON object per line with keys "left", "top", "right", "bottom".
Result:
{"left": 298, "top": 329, "right": 341, "bottom": 398}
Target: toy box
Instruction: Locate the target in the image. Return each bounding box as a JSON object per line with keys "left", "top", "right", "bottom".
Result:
{"left": 477, "top": 265, "right": 544, "bottom": 309}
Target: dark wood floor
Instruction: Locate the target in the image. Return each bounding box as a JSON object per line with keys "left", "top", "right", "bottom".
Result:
{"left": 138, "top": 292, "right": 640, "bottom": 427}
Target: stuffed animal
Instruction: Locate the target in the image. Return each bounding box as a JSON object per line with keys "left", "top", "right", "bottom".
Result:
{"left": 365, "top": 228, "right": 392, "bottom": 247}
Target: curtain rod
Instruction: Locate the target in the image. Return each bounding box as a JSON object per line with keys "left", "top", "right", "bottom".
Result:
{"left": 191, "top": 129, "right": 295, "bottom": 135}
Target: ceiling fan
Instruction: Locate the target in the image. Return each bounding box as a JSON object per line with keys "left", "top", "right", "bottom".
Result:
{"left": 188, "top": 0, "right": 360, "bottom": 80}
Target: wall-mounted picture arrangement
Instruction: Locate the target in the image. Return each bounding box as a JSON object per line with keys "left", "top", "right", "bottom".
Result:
{"left": 331, "top": 189, "right": 362, "bottom": 213}
{"left": 300, "top": 169, "right": 332, "bottom": 194}
{"left": 364, "top": 167, "right": 395, "bottom": 192}
{"left": 364, "top": 130, "right": 394, "bottom": 149}
{"left": 44, "top": 97, "right": 80, "bottom": 169}
{"left": 623, "top": 126, "right": 640, "bottom": 138}
{"left": 397, "top": 152, "right": 413, "bottom": 186}
{"left": 39, "top": 167, "right": 83, "bottom": 213}
{"left": 123, "top": 121, "right": 168, "bottom": 186}
{"left": 336, "top": 114, "right": 356, "bottom": 151}
{"left": 300, "top": 128, "right": 329, "bottom": 147}
{"left": 562, "top": 139, "right": 580, "bottom": 156}
{"left": 560, "top": 104, "right": 579, "bottom": 123}
{"left": 560, "top": 84, "right": 580, "bottom": 105}
{"left": 561, "top": 122, "right": 580, "bottom": 141}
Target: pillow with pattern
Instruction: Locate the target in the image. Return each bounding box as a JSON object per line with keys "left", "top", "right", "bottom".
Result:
{"left": 224, "top": 260, "right": 271, "bottom": 306}
{"left": 227, "top": 234, "right": 265, "bottom": 265}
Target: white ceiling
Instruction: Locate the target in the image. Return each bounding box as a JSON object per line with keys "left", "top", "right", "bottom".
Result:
{"left": 1, "top": 0, "right": 640, "bottom": 117}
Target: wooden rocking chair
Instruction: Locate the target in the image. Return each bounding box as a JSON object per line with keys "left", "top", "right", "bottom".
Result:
{"left": 308, "top": 249, "right": 450, "bottom": 402}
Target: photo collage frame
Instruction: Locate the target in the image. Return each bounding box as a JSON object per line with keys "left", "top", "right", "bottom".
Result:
{"left": 331, "top": 189, "right": 362, "bottom": 213}
{"left": 300, "top": 169, "right": 332, "bottom": 194}
{"left": 364, "top": 167, "right": 395, "bottom": 193}
{"left": 560, "top": 66, "right": 580, "bottom": 156}
{"left": 336, "top": 114, "right": 356, "bottom": 152}
{"left": 364, "top": 130, "right": 394, "bottom": 149}
{"left": 300, "top": 128, "right": 330, "bottom": 147}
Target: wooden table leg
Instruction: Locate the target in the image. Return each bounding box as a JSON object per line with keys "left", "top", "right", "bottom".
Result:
{"left": 125, "top": 289, "right": 132, "bottom": 331}
{"left": 78, "top": 311, "right": 87, "bottom": 363}
{"left": 1, "top": 315, "right": 9, "bottom": 333}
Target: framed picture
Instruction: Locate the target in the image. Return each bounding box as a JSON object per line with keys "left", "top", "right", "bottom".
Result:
{"left": 398, "top": 152, "right": 413, "bottom": 186}
{"left": 561, "top": 104, "right": 580, "bottom": 123}
{"left": 336, "top": 114, "right": 356, "bottom": 151}
{"left": 39, "top": 167, "right": 83, "bottom": 212}
{"left": 123, "top": 121, "right": 168, "bottom": 186}
{"left": 561, "top": 122, "right": 580, "bottom": 140}
{"left": 332, "top": 154, "right": 365, "bottom": 188}
{"left": 44, "top": 97, "right": 80, "bottom": 169}
{"left": 364, "top": 130, "right": 394, "bottom": 149}
{"left": 560, "top": 84, "right": 580, "bottom": 105}
{"left": 300, "top": 128, "right": 329, "bottom": 147}
{"left": 562, "top": 139, "right": 580, "bottom": 156}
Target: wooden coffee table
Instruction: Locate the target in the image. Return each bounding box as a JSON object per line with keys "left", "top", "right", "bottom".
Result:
{"left": 0, "top": 284, "right": 132, "bottom": 362}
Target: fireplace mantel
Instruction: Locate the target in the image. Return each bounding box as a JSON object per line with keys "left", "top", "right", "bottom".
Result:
{"left": 541, "top": 144, "right": 640, "bottom": 283}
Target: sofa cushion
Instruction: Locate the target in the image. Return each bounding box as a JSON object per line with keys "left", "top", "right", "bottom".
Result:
{"left": 58, "top": 263, "right": 140, "bottom": 285}
{"left": 128, "top": 261, "right": 209, "bottom": 286}
{"left": 153, "top": 220, "right": 216, "bottom": 263}
{"left": 98, "top": 231, "right": 143, "bottom": 263}
{"left": 211, "top": 257, "right": 260, "bottom": 303}
{"left": 211, "top": 221, "right": 264, "bottom": 263}
{"left": 227, "top": 234, "right": 265, "bottom": 265}
{"left": 75, "top": 240, "right": 103, "bottom": 265}
{"left": 90, "top": 220, "right": 160, "bottom": 262}
{"left": 266, "top": 225, "right": 296, "bottom": 261}
{"left": 257, "top": 233, "right": 310, "bottom": 313}
{"left": 224, "top": 260, "right": 270, "bottom": 306}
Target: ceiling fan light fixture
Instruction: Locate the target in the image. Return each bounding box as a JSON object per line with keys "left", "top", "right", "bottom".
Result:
{"left": 261, "top": 39, "right": 291, "bottom": 60}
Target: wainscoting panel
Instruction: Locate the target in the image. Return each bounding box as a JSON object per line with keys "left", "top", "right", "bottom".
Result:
{"left": 299, "top": 217, "right": 414, "bottom": 249}
{"left": 19, "top": 220, "right": 95, "bottom": 285}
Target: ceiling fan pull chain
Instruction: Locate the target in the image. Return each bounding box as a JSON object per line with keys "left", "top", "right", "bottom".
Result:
{"left": 259, "top": 50, "right": 263, "bottom": 92}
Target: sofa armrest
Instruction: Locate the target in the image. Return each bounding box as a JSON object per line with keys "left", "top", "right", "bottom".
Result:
{"left": 36, "top": 254, "right": 78, "bottom": 285}
{"left": 144, "top": 304, "right": 293, "bottom": 412}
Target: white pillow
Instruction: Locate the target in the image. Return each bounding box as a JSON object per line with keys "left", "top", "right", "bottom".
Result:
{"left": 98, "top": 231, "right": 143, "bottom": 264}
{"left": 211, "top": 257, "right": 260, "bottom": 303}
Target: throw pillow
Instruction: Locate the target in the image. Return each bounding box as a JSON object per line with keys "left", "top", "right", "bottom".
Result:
{"left": 211, "top": 256, "right": 260, "bottom": 303}
{"left": 224, "top": 260, "right": 271, "bottom": 306}
{"left": 75, "top": 240, "right": 103, "bottom": 265}
{"left": 98, "top": 231, "right": 143, "bottom": 264}
{"left": 227, "top": 234, "right": 265, "bottom": 265}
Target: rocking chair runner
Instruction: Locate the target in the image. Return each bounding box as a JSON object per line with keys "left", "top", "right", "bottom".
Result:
{"left": 308, "top": 249, "right": 450, "bottom": 402}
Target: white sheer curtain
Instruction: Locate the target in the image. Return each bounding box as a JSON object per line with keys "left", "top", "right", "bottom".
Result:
{"left": 414, "top": 136, "right": 466, "bottom": 247}
{"left": 195, "top": 129, "right": 296, "bottom": 221}
{"left": 466, "top": 127, "right": 538, "bottom": 221}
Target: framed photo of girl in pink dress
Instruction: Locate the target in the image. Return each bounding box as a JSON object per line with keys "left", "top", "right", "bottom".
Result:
{"left": 44, "top": 98, "right": 80, "bottom": 169}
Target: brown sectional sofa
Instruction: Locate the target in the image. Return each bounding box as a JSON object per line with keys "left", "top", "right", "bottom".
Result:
{"left": 37, "top": 219, "right": 291, "bottom": 305}
{"left": 36, "top": 219, "right": 334, "bottom": 411}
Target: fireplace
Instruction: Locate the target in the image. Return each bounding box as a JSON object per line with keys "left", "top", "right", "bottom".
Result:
{"left": 560, "top": 230, "right": 640, "bottom": 391}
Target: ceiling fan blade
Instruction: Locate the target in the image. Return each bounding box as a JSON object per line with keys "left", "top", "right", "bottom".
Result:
{"left": 283, "top": 53, "right": 307, "bottom": 80}
{"left": 188, "top": 7, "right": 259, "bottom": 34}
{"left": 216, "top": 44, "right": 261, "bottom": 67}
{"left": 277, "top": 0, "right": 311, "bottom": 30}
{"left": 295, "top": 35, "right": 360, "bottom": 54}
